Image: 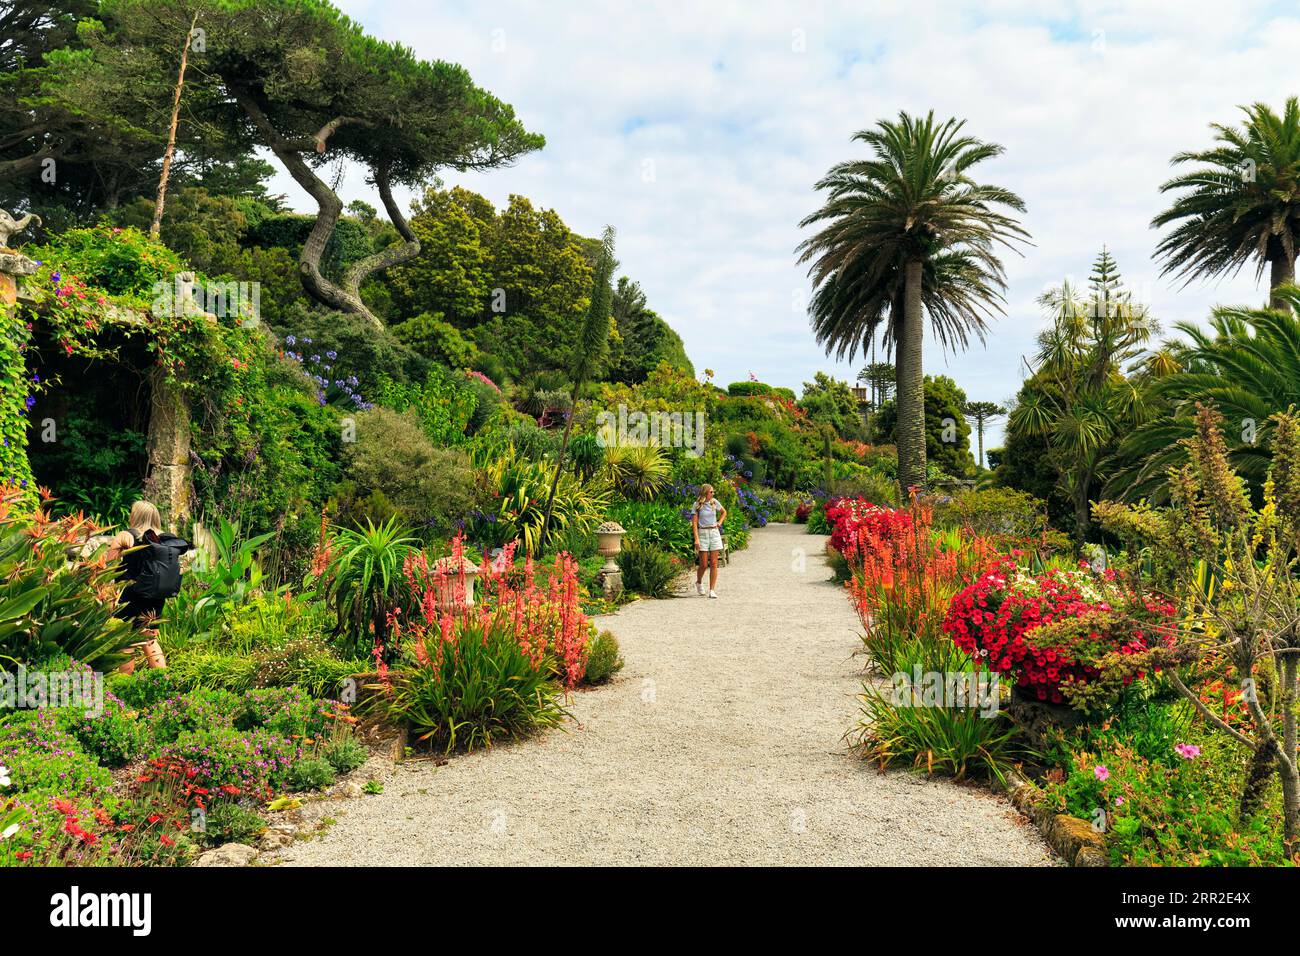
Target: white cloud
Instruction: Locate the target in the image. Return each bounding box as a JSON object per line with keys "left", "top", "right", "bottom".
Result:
{"left": 266, "top": 1, "right": 1299, "bottom": 450}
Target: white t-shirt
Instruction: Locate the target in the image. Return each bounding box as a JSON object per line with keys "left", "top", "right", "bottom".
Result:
{"left": 692, "top": 499, "right": 723, "bottom": 528}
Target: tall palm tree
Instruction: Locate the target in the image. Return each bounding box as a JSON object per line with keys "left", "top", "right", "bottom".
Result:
{"left": 798, "top": 111, "right": 1028, "bottom": 489}
{"left": 1153, "top": 97, "right": 1300, "bottom": 309}
{"left": 1108, "top": 285, "right": 1300, "bottom": 501}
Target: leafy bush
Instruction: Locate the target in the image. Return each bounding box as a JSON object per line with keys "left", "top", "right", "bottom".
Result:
{"left": 342, "top": 407, "right": 475, "bottom": 534}
{"left": 319, "top": 734, "right": 368, "bottom": 775}
{"left": 322, "top": 517, "right": 417, "bottom": 660}
{"left": 0, "top": 495, "right": 136, "bottom": 670}
{"left": 607, "top": 500, "right": 694, "bottom": 557}
{"left": 469, "top": 451, "right": 607, "bottom": 556}
{"left": 62, "top": 693, "right": 146, "bottom": 767}
{"left": 237, "top": 687, "right": 342, "bottom": 739}
{"left": 603, "top": 443, "right": 671, "bottom": 501}
{"left": 285, "top": 757, "right": 336, "bottom": 791}
{"left": 155, "top": 727, "right": 301, "bottom": 794}
{"left": 106, "top": 668, "right": 183, "bottom": 709}
{"left": 380, "top": 616, "right": 568, "bottom": 754}
{"left": 617, "top": 539, "right": 680, "bottom": 598}
{"left": 933, "top": 487, "right": 1049, "bottom": 538}
{"left": 0, "top": 711, "right": 112, "bottom": 796}
{"left": 583, "top": 630, "right": 624, "bottom": 684}
{"left": 146, "top": 689, "right": 242, "bottom": 745}
{"left": 373, "top": 366, "right": 476, "bottom": 447}
{"left": 197, "top": 801, "right": 267, "bottom": 848}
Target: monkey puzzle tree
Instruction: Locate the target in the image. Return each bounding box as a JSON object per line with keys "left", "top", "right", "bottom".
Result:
{"left": 963, "top": 400, "right": 1005, "bottom": 469}
{"left": 84, "top": 0, "right": 543, "bottom": 328}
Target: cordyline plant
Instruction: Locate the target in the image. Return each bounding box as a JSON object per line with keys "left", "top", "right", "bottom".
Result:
{"left": 1094, "top": 403, "right": 1300, "bottom": 857}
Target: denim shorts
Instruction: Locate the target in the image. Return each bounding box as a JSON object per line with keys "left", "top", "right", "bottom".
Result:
{"left": 697, "top": 527, "right": 724, "bottom": 552}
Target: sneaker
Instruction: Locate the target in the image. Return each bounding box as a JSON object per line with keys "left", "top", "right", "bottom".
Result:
{"left": 708, "top": 590, "right": 718, "bottom": 599}
{"left": 696, "top": 581, "right": 705, "bottom": 595}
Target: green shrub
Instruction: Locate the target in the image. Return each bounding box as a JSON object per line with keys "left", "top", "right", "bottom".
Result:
{"left": 166, "top": 649, "right": 259, "bottom": 693}
{"left": 222, "top": 594, "right": 334, "bottom": 655}
{"left": 237, "top": 687, "right": 338, "bottom": 739}
{"left": 392, "top": 312, "right": 480, "bottom": 367}
{"left": 285, "top": 757, "right": 336, "bottom": 791}
{"left": 932, "top": 486, "right": 1048, "bottom": 538}
{"left": 0, "top": 712, "right": 112, "bottom": 796}
{"left": 62, "top": 694, "right": 146, "bottom": 767}
{"left": 380, "top": 617, "right": 567, "bottom": 754}
{"left": 855, "top": 639, "right": 1024, "bottom": 783}
{"left": 156, "top": 727, "right": 300, "bottom": 792}
{"left": 253, "top": 637, "right": 366, "bottom": 697}
{"left": 583, "top": 630, "right": 624, "bottom": 684}
{"left": 319, "top": 734, "right": 368, "bottom": 775}
{"left": 608, "top": 500, "right": 694, "bottom": 557}
{"left": 342, "top": 407, "right": 475, "bottom": 534}
{"left": 146, "top": 689, "right": 242, "bottom": 745}
{"left": 617, "top": 539, "right": 680, "bottom": 598}
{"left": 106, "top": 668, "right": 184, "bottom": 709}
{"left": 197, "top": 801, "right": 267, "bottom": 848}
{"left": 322, "top": 517, "right": 417, "bottom": 661}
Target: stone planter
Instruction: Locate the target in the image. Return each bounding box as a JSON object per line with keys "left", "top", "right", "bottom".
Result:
{"left": 594, "top": 521, "right": 626, "bottom": 599}
{"left": 429, "top": 554, "right": 480, "bottom": 610}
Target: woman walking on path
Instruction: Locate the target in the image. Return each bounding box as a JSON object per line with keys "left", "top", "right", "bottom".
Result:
{"left": 692, "top": 483, "right": 727, "bottom": 598}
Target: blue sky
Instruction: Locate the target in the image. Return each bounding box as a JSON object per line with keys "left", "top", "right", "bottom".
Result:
{"left": 274, "top": 1, "right": 1300, "bottom": 451}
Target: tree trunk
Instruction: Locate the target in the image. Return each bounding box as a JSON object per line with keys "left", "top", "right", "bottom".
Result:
{"left": 1072, "top": 475, "right": 1091, "bottom": 543}
{"left": 228, "top": 87, "right": 415, "bottom": 329}
{"left": 151, "top": 13, "right": 198, "bottom": 240}
{"left": 976, "top": 420, "right": 985, "bottom": 470}
{"left": 1281, "top": 655, "right": 1299, "bottom": 857}
{"left": 1239, "top": 740, "right": 1277, "bottom": 820}
{"left": 895, "top": 259, "right": 927, "bottom": 491}
{"left": 1270, "top": 252, "right": 1296, "bottom": 310}
{"left": 536, "top": 395, "right": 578, "bottom": 557}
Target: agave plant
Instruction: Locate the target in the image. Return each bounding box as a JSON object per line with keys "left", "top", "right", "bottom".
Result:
{"left": 602, "top": 442, "right": 670, "bottom": 501}
{"left": 322, "top": 517, "right": 418, "bottom": 660}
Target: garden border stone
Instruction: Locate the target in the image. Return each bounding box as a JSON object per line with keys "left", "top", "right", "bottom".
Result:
{"left": 1002, "top": 769, "right": 1107, "bottom": 866}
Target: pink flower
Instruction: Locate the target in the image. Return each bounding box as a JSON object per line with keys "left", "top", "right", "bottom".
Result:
{"left": 1174, "top": 743, "right": 1201, "bottom": 760}
{"left": 1093, "top": 764, "right": 1110, "bottom": 782}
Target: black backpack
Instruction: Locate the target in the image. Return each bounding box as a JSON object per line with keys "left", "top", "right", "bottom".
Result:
{"left": 125, "top": 529, "right": 191, "bottom": 602}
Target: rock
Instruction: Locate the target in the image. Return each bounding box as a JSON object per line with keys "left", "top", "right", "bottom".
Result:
{"left": 193, "top": 843, "right": 258, "bottom": 867}
{"left": 259, "top": 831, "right": 294, "bottom": 850}
{"left": 335, "top": 782, "right": 363, "bottom": 799}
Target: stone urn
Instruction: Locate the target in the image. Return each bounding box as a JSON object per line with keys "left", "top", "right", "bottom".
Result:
{"left": 430, "top": 554, "right": 480, "bottom": 610}
{"left": 595, "top": 521, "right": 627, "bottom": 599}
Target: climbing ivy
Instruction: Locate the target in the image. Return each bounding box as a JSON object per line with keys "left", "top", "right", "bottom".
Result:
{"left": 0, "top": 300, "right": 35, "bottom": 497}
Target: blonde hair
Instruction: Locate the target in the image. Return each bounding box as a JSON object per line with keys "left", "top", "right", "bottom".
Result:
{"left": 696, "top": 484, "right": 715, "bottom": 507}
{"left": 128, "top": 501, "right": 163, "bottom": 535}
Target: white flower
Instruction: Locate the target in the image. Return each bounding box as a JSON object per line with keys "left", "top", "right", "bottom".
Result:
{"left": 0, "top": 766, "right": 10, "bottom": 788}
{"left": 1, "top": 824, "right": 19, "bottom": 840}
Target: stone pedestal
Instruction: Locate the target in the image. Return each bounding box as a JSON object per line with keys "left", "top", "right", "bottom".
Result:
{"left": 597, "top": 568, "right": 624, "bottom": 600}
{"left": 0, "top": 250, "right": 37, "bottom": 307}
{"left": 145, "top": 365, "right": 192, "bottom": 531}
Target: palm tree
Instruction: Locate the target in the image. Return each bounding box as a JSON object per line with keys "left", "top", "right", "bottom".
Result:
{"left": 798, "top": 111, "right": 1028, "bottom": 489}
{"left": 963, "top": 400, "right": 1006, "bottom": 469}
{"left": 1153, "top": 97, "right": 1300, "bottom": 309}
{"left": 537, "top": 226, "right": 616, "bottom": 554}
{"left": 1108, "top": 285, "right": 1300, "bottom": 501}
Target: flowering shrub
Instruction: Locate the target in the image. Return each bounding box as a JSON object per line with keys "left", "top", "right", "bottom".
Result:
{"left": 155, "top": 727, "right": 302, "bottom": 795}
{"left": 824, "top": 496, "right": 914, "bottom": 556}
{"left": 943, "top": 562, "right": 1173, "bottom": 707}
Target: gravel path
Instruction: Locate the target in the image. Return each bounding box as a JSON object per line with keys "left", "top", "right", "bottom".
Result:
{"left": 272, "top": 523, "right": 1053, "bottom": 866}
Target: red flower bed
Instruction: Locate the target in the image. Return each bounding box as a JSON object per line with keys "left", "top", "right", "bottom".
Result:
{"left": 942, "top": 562, "right": 1173, "bottom": 704}
{"left": 824, "top": 497, "right": 914, "bottom": 555}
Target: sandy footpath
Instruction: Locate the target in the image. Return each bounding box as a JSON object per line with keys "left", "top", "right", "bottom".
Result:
{"left": 272, "top": 522, "right": 1053, "bottom": 866}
